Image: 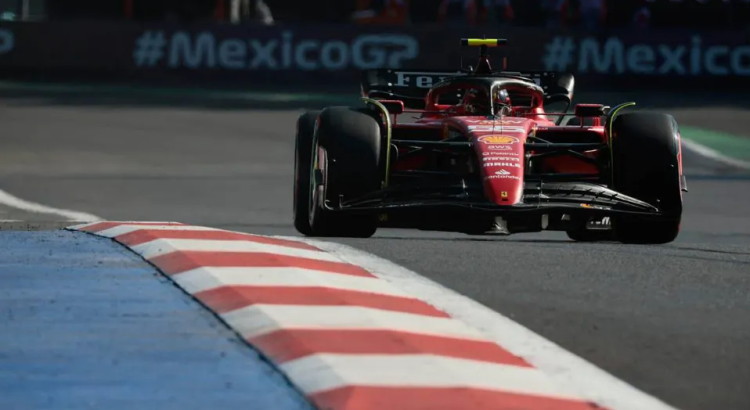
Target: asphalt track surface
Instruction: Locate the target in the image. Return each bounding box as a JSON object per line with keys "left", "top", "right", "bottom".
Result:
{"left": 1, "top": 89, "right": 749, "bottom": 410}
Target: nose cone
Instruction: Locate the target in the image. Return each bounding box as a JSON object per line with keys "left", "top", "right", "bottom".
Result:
{"left": 449, "top": 117, "right": 532, "bottom": 205}
{"left": 476, "top": 134, "right": 525, "bottom": 205}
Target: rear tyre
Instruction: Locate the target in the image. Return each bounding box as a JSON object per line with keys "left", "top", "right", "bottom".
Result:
{"left": 308, "top": 107, "right": 382, "bottom": 238}
{"left": 293, "top": 111, "right": 320, "bottom": 236}
{"left": 610, "top": 112, "right": 683, "bottom": 244}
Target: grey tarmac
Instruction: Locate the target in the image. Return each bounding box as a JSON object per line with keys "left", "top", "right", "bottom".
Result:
{"left": 0, "top": 89, "right": 748, "bottom": 410}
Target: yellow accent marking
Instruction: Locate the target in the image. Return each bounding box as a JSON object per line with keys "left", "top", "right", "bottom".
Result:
{"left": 361, "top": 97, "right": 392, "bottom": 188}
{"left": 464, "top": 39, "right": 500, "bottom": 47}
{"left": 608, "top": 102, "right": 636, "bottom": 186}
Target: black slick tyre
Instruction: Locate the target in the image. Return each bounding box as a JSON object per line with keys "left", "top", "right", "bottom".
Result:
{"left": 293, "top": 110, "right": 320, "bottom": 236}
{"left": 308, "top": 106, "right": 382, "bottom": 238}
{"left": 610, "top": 112, "right": 683, "bottom": 244}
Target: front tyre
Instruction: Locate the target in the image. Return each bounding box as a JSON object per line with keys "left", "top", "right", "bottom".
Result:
{"left": 293, "top": 111, "right": 320, "bottom": 236}
{"left": 610, "top": 112, "right": 683, "bottom": 244}
{"left": 308, "top": 107, "right": 382, "bottom": 238}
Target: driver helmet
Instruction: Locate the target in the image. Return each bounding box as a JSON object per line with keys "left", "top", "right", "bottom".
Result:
{"left": 493, "top": 88, "right": 512, "bottom": 114}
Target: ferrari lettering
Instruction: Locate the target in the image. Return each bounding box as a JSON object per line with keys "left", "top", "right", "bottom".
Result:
{"left": 393, "top": 71, "right": 461, "bottom": 88}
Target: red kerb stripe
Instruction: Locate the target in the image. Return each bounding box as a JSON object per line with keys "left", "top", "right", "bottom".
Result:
{"left": 116, "top": 229, "right": 318, "bottom": 250}
{"left": 195, "top": 286, "right": 450, "bottom": 317}
{"left": 249, "top": 329, "right": 530, "bottom": 366}
{"left": 77, "top": 221, "right": 183, "bottom": 233}
{"left": 151, "top": 251, "right": 375, "bottom": 277}
{"left": 311, "top": 386, "right": 602, "bottom": 410}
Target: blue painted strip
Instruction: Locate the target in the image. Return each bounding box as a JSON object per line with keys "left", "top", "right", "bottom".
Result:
{"left": 0, "top": 230, "right": 314, "bottom": 410}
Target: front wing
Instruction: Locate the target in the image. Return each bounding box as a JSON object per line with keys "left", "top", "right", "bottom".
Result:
{"left": 320, "top": 181, "right": 664, "bottom": 234}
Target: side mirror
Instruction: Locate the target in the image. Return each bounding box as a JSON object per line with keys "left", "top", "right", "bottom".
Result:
{"left": 378, "top": 100, "right": 405, "bottom": 115}
{"left": 574, "top": 104, "right": 607, "bottom": 118}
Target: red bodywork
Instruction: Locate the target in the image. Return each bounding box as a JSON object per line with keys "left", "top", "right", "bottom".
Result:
{"left": 384, "top": 91, "right": 609, "bottom": 207}
{"left": 352, "top": 39, "right": 686, "bottom": 230}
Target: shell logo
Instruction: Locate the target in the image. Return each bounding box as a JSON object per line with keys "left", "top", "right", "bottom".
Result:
{"left": 478, "top": 135, "right": 519, "bottom": 144}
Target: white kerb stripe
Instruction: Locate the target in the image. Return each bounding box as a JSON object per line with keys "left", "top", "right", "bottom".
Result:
{"left": 130, "top": 238, "right": 340, "bottom": 262}
{"left": 282, "top": 353, "right": 582, "bottom": 401}
{"left": 220, "top": 305, "right": 487, "bottom": 341}
{"left": 172, "top": 266, "right": 412, "bottom": 298}
{"left": 287, "top": 236, "right": 680, "bottom": 410}
{"left": 96, "top": 224, "right": 220, "bottom": 238}
{"left": 68, "top": 221, "right": 182, "bottom": 231}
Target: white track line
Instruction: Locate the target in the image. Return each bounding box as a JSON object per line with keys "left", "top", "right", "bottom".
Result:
{"left": 280, "top": 236, "right": 679, "bottom": 410}
{"left": 0, "top": 189, "right": 101, "bottom": 222}
{"left": 681, "top": 139, "right": 750, "bottom": 170}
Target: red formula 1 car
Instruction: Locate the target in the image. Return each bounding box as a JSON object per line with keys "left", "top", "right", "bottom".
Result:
{"left": 293, "top": 38, "right": 687, "bottom": 244}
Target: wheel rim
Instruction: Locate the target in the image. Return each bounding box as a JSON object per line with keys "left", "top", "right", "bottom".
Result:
{"left": 293, "top": 141, "right": 299, "bottom": 217}
{"left": 308, "top": 136, "right": 319, "bottom": 227}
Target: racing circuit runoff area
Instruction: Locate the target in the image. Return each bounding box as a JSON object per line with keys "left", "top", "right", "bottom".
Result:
{"left": 0, "top": 84, "right": 749, "bottom": 410}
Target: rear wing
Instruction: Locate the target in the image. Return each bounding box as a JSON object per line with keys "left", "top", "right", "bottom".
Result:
{"left": 361, "top": 69, "right": 575, "bottom": 109}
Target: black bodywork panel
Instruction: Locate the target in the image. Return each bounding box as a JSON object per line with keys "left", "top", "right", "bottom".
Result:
{"left": 361, "top": 69, "right": 575, "bottom": 109}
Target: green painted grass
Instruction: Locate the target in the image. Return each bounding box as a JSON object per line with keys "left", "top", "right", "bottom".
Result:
{"left": 680, "top": 125, "right": 750, "bottom": 161}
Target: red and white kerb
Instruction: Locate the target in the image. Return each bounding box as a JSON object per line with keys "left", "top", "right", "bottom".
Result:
{"left": 69, "top": 221, "right": 607, "bottom": 410}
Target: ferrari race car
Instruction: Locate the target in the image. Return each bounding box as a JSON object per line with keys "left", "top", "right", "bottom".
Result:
{"left": 293, "top": 38, "right": 687, "bottom": 244}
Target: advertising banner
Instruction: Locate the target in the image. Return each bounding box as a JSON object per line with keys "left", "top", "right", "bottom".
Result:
{"left": 539, "top": 29, "right": 750, "bottom": 87}
{"left": 0, "top": 22, "right": 547, "bottom": 88}
{"left": 1, "top": 22, "right": 749, "bottom": 91}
